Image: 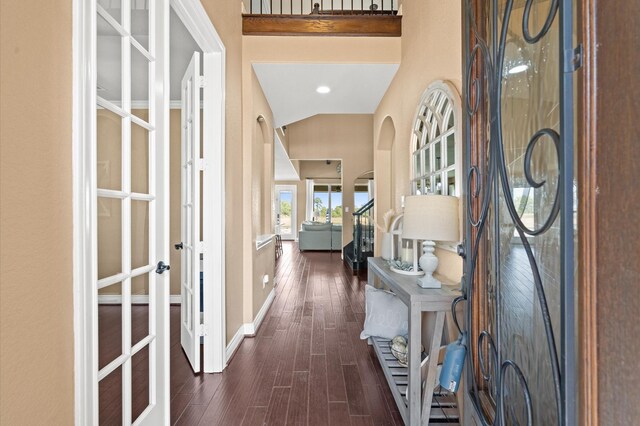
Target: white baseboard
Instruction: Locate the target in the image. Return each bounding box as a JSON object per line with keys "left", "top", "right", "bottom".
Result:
{"left": 225, "top": 288, "right": 276, "bottom": 361}
{"left": 98, "top": 295, "right": 182, "bottom": 304}
{"left": 244, "top": 288, "right": 275, "bottom": 336}
{"left": 225, "top": 325, "right": 245, "bottom": 362}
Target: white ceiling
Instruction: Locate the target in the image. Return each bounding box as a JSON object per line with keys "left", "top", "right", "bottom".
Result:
{"left": 253, "top": 63, "right": 399, "bottom": 128}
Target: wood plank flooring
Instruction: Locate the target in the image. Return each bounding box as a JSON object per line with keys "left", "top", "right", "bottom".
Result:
{"left": 100, "top": 242, "right": 404, "bottom": 425}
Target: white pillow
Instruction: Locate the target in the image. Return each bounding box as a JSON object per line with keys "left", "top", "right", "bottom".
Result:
{"left": 360, "top": 285, "right": 408, "bottom": 340}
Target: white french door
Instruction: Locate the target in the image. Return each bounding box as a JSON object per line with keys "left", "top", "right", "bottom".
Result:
{"left": 79, "top": 0, "right": 170, "bottom": 424}
{"left": 275, "top": 185, "right": 296, "bottom": 240}
{"left": 179, "top": 52, "right": 202, "bottom": 373}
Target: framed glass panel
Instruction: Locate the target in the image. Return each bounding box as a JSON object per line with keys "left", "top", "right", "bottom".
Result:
{"left": 131, "top": 0, "right": 149, "bottom": 50}
{"left": 131, "top": 121, "right": 149, "bottom": 194}
{"left": 131, "top": 46, "right": 150, "bottom": 121}
{"left": 98, "top": 198, "right": 122, "bottom": 280}
{"left": 312, "top": 185, "right": 329, "bottom": 222}
{"left": 97, "top": 13, "right": 122, "bottom": 102}
{"left": 446, "top": 133, "right": 455, "bottom": 167}
{"left": 330, "top": 186, "right": 343, "bottom": 224}
{"left": 98, "top": 0, "right": 122, "bottom": 24}
{"left": 97, "top": 109, "right": 122, "bottom": 191}
{"left": 98, "top": 281, "right": 123, "bottom": 370}
{"left": 434, "top": 140, "right": 442, "bottom": 171}
{"left": 447, "top": 169, "right": 456, "bottom": 196}
{"left": 278, "top": 190, "right": 293, "bottom": 235}
{"left": 411, "top": 83, "right": 460, "bottom": 196}
{"left": 131, "top": 200, "right": 149, "bottom": 270}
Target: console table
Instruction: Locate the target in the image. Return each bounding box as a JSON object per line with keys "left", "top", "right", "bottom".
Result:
{"left": 367, "top": 257, "right": 462, "bottom": 425}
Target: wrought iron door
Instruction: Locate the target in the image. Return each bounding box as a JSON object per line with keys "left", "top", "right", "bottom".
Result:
{"left": 460, "top": 0, "right": 579, "bottom": 424}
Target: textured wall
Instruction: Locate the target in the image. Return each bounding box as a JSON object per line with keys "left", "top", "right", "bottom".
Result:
{"left": 200, "top": 0, "right": 245, "bottom": 344}
{"left": 0, "top": 0, "right": 74, "bottom": 423}
{"left": 287, "top": 114, "right": 375, "bottom": 248}
{"left": 373, "top": 0, "right": 463, "bottom": 283}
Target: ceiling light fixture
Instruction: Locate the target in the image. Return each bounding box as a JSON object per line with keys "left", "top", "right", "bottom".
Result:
{"left": 316, "top": 86, "right": 331, "bottom": 94}
{"left": 508, "top": 64, "right": 529, "bottom": 75}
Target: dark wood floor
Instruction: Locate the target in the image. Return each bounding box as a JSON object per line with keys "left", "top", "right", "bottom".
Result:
{"left": 172, "top": 242, "right": 402, "bottom": 425}
{"left": 100, "top": 242, "right": 404, "bottom": 425}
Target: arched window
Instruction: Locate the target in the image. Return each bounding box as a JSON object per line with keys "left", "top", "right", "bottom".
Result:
{"left": 410, "top": 81, "right": 461, "bottom": 196}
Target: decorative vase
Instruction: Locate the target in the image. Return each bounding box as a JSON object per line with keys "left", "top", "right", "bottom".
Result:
{"left": 381, "top": 232, "right": 393, "bottom": 260}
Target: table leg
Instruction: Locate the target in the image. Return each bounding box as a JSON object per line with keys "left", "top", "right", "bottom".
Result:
{"left": 408, "top": 304, "right": 422, "bottom": 425}
{"left": 421, "top": 311, "right": 446, "bottom": 424}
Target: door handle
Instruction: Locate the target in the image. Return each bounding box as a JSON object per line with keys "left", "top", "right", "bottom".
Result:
{"left": 174, "top": 242, "right": 184, "bottom": 250}
{"left": 156, "top": 261, "right": 171, "bottom": 274}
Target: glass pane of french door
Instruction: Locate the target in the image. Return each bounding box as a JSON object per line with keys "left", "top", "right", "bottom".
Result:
{"left": 96, "top": 0, "right": 156, "bottom": 423}
{"left": 278, "top": 190, "right": 293, "bottom": 236}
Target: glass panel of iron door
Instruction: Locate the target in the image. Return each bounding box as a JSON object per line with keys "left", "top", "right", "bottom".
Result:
{"left": 463, "top": 0, "right": 576, "bottom": 424}
{"left": 496, "top": 2, "right": 561, "bottom": 424}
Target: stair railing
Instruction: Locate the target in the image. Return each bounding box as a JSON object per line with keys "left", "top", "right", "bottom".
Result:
{"left": 353, "top": 198, "right": 374, "bottom": 265}
{"left": 244, "top": 0, "right": 398, "bottom": 15}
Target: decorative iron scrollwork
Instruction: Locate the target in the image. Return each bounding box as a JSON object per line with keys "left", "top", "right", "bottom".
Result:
{"left": 460, "top": 0, "right": 576, "bottom": 424}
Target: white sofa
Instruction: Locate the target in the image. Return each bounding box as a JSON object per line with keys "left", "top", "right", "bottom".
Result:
{"left": 298, "top": 222, "right": 342, "bottom": 251}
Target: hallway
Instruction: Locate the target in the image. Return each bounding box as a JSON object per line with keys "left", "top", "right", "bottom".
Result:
{"left": 170, "top": 242, "right": 403, "bottom": 425}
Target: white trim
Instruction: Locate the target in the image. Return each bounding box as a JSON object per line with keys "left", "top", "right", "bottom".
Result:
{"left": 244, "top": 288, "right": 275, "bottom": 336}
{"left": 225, "top": 326, "right": 245, "bottom": 361}
{"left": 256, "top": 234, "right": 275, "bottom": 251}
{"left": 98, "top": 295, "right": 182, "bottom": 304}
{"left": 224, "top": 287, "right": 276, "bottom": 361}
{"left": 171, "top": 0, "right": 226, "bottom": 374}
{"left": 126, "top": 100, "right": 199, "bottom": 109}
{"left": 73, "top": 0, "right": 95, "bottom": 423}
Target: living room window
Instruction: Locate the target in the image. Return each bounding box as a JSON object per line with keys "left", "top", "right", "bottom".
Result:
{"left": 313, "top": 184, "right": 342, "bottom": 224}
{"left": 410, "top": 81, "right": 461, "bottom": 197}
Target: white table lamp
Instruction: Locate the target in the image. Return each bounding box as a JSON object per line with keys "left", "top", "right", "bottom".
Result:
{"left": 402, "top": 195, "right": 460, "bottom": 288}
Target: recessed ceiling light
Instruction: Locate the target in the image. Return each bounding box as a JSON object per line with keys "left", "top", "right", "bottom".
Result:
{"left": 316, "top": 86, "right": 331, "bottom": 94}
{"left": 508, "top": 64, "right": 529, "bottom": 75}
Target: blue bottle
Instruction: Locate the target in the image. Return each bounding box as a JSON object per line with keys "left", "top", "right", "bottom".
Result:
{"left": 439, "top": 334, "right": 467, "bottom": 393}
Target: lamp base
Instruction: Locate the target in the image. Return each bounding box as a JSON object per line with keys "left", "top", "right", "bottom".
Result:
{"left": 416, "top": 273, "right": 442, "bottom": 289}
{"left": 416, "top": 240, "right": 441, "bottom": 289}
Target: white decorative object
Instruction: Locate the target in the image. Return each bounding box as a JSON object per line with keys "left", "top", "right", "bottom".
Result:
{"left": 388, "top": 259, "right": 424, "bottom": 276}
{"left": 360, "top": 285, "right": 409, "bottom": 340}
{"left": 402, "top": 195, "right": 460, "bottom": 288}
{"left": 388, "top": 213, "right": 404, "bottom": 261}
{"left": 381, "top": 232, "right": 393, "bottom": 260}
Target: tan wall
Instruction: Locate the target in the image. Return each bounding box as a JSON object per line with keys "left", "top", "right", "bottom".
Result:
{"left": 0, "top": 0, "right": 74, "bottom": 423}
{"left": 299, "top": 160, "right": 341, "bottom": 180}
{"left": 287, "top": 114, "right": 374, "bottom": 248}
{"left": 201, "top": 0, "right": 245, "bottom": 344}
{"left": 253, "top": 243, "right": 276, "bottom": 316}
{"left": 373, "top": 0, "right": 463, "bottom": 283}
{"left": 242, "top": 69, "right": 276, "bottom": 322}
{"left": 244, "top": 36, "right": 400, "bottom": 65}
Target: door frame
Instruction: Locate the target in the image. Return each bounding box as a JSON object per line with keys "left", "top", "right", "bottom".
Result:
{"left": 275, "top": 184, "right": 297, "bottom": 240}
{"left": 170, "top": 0, "right": 226, "bottom": 375}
